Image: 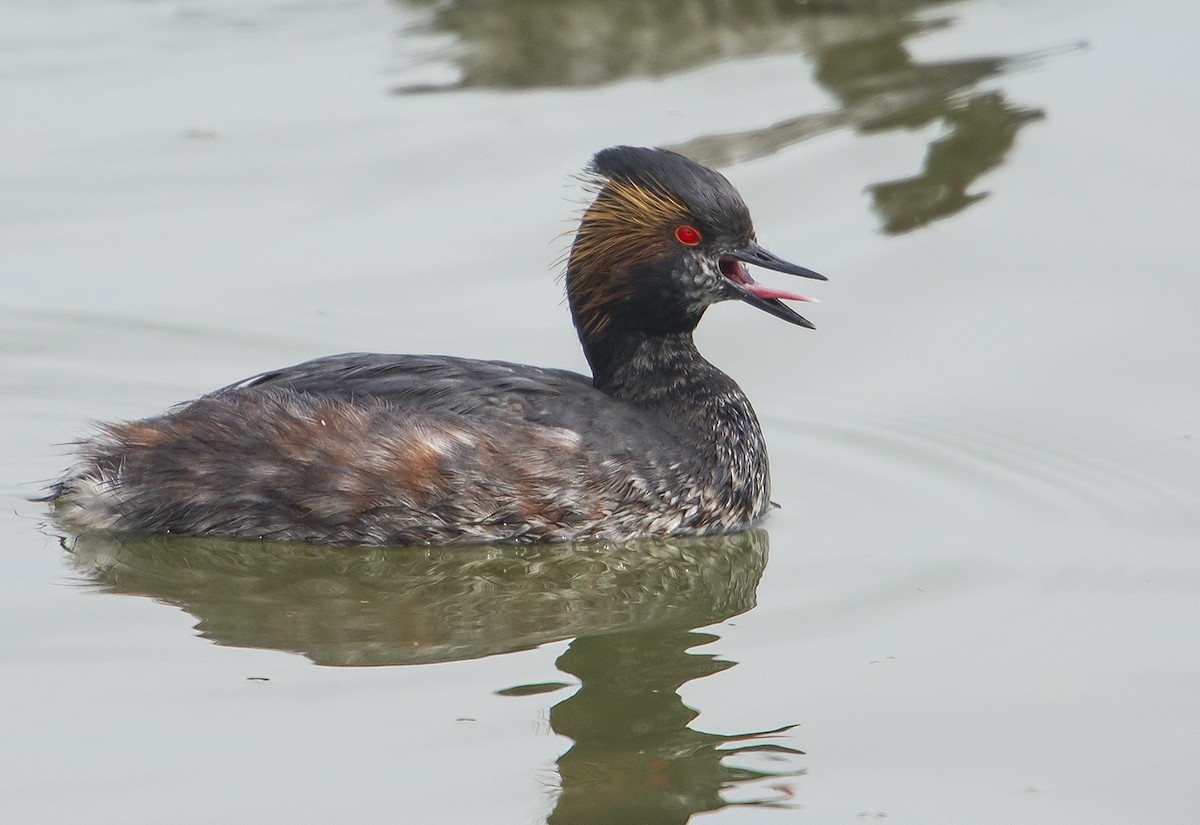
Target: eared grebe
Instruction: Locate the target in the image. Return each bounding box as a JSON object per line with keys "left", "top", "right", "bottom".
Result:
{"left": 51, "top": 146, "right": 825, "bottom": 546}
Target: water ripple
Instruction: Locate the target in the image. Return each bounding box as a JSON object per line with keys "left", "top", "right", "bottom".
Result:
{"left": 771, "top": 401, "right": 1198, "bottom": 531}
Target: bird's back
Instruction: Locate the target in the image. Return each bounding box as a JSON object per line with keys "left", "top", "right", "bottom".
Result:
{"left": 54, "top": 353, "right": 763, "bottom": 545}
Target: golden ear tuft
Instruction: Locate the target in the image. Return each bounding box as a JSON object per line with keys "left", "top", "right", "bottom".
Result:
{"left": 564, "top": 177, "right": 694, "bottom": 339}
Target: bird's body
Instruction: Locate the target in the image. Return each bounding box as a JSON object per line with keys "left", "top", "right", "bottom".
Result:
{"left": 51, "top": 146, "right": 824, "bottom": 546}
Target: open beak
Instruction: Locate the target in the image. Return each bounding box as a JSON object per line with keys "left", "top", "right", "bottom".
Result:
{"left": 719, "top": 242, "right": 826, "bottom": 329}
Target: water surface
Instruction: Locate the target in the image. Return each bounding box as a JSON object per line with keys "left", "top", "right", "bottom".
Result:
{"left": 3, "top": 1, "right": 1198, "bottom": 823}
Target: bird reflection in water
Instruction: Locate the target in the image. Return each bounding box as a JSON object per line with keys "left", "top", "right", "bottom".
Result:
{"left": 547, "top": 629, "right": 802, "bottom": 823}
{"left": 392, "top": 0, "right": 1056, "bottom": 234}
{"left": 63, "top": 527, "right": 804, "bottom": 817}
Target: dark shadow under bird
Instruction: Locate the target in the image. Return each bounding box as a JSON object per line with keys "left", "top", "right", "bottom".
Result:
{"left": 49, "top": 146, "right": 825, "bottom": 546}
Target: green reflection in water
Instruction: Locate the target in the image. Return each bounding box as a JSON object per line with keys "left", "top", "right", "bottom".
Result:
{"left": 868, "top": 91, "right": 1043, "bottom": 233}
{"left": 65, "top": 529, "right": 768, "bottom": 666}
{"left": 549, "top": 629, "right": 802, "bottom": 823}
{"left": 64, "top": 528, "right": 803, "bottom": 815}
{"left": 395, "top": 0, "right": 956, "bottom": 92}
{"left": 393, "top": 0, "right": 1054, "bottom": 234}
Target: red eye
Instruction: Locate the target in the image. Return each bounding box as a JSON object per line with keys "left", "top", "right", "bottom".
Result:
{"left": 674, "top": 224, "right": 702, "bottom": 246}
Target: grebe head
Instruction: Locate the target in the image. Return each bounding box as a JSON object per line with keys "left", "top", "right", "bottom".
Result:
{"left": 565, "top": 146, "right": 826, "bottom": 353}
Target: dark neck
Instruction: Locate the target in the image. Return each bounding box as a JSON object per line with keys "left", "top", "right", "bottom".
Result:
{"left": 584, "top": 328, "right": 757, "bottom": 440}
{"left": 585, "top": 328, "right": 716, "bottom": 397}
{"left": 584, "top": 327, "right": 772, "bottom": 520}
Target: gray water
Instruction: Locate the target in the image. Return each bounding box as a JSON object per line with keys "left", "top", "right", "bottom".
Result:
{"left": 3, "top": 1, "right": 1199, "bottom": 822}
